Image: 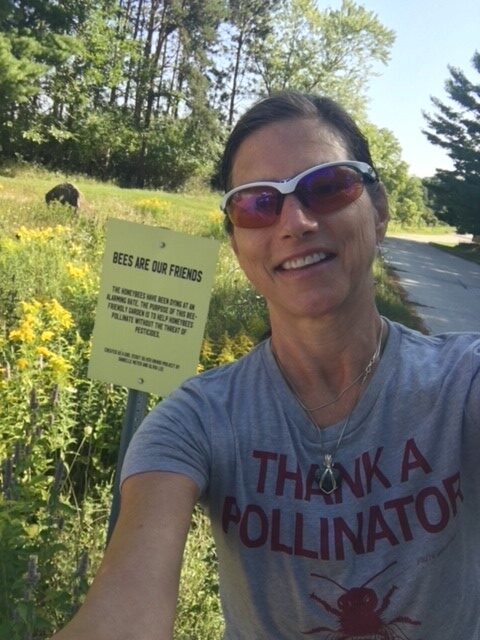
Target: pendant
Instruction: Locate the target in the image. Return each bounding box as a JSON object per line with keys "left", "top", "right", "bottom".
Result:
{"left": 315, "top": 454, "right": 341, "bottom": 495}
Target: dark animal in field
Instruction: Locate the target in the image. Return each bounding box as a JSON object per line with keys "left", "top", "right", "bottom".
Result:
{"left": 45, "top": 183, "right": 80, "bottom": 211}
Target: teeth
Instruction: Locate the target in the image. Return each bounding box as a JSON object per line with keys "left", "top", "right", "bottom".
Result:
{"left": 282, "top": 252, "right": 327, "bottom": 270}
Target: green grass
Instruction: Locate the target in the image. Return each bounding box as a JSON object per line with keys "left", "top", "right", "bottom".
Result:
{"left": 387, "top": 222, "right": 456, "bottom": 235}
{"left": 0, "top": 169, "right": 221, "bottom": 234}
{"left": 374, "top": 260, "right": 428, "bottom": 333}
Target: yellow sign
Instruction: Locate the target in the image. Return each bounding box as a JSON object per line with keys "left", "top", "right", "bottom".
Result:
{"left": 88, "top": 218, "right": 219, "bottom": 395}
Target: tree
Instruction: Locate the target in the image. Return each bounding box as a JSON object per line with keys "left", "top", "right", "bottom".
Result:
{"left": 214, "top": 0, "right": 276, "bottom": 126}
{"left": 423, "top": 51, "right": 480, "bottom": 237}
{"left": 0, "top": 0, "right": 79, "bottom": 158}
{"left": 249, "top": 0, "right": 395, "bottom": 117}
{"left": 363, "top": 123, "right": 436, "bottom": 227}
{"left": 0, "top": 33, "right": 46, "bottom": 156}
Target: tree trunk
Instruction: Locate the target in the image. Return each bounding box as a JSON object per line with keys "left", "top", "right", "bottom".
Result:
{"left": 228, "top": 29, "right": 245, "bottom": 127}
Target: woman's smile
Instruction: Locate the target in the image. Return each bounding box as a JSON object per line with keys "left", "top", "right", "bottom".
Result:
{"left": 276, "top": 250, "right": 336, "bottom": 272}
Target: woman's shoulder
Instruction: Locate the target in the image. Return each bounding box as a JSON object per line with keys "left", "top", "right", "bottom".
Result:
{"left": 392, "top": 318, "right": 480, "bottom": 347}
{"left": 388, "top": 318, "right": 480, "bottom": 371}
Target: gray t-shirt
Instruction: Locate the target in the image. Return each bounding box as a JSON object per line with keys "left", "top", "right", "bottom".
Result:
{"left": 121, "top": 320, "right": 480, "bottom": 639}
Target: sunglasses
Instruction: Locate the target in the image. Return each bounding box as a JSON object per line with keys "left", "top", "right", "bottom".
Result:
{"left": 220, "top": 161, "right": 378, "bottom": 229}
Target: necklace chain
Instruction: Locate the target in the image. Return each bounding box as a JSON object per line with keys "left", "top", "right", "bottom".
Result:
{"left": 273, "top": 318, "right": 384, "bottom": 413}
{"left": 272, "top": 319, "right": 385, "bottom": 494}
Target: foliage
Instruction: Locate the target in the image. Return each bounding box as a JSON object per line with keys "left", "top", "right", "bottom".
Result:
{"left": 249, "top": 0, "right": 395, "bottom": 116}
{"left": 0, "top": 0, "right": 80, "bottom": 158}
{"left": 0, "top": 295, "right": 121, "bottom": 638}
{"left": 0, "top": 0, "right": 437, "bottom": 228}
{"left": 113, "top": 116, "right": 224, "bottom": 190}
{"left": 363, "top": 123, "right": 437, "bottom": 227}
{"left": 423, "top": 51, "right": 480, "bottom": 236}
{"left": 211, "top": 0, "right": 277, "bottom": 126}
{"left": 0, "top": 0, "right": 430, "bottom": 216}
{"left": 0, "top": 195, "right": 129, "bottom": 637}
{"left": 373, "top": 259, "right": 427, "bottom": 334}
{"left": 174, "top": 508, "right": 224, "bottom": 639}
{"left": 0, "top": 173, "right": 268, "bottom": 638}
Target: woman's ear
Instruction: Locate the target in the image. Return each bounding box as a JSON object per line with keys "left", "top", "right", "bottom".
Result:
{"left": 372, "top": 182, "right": 389, "bottom": 243}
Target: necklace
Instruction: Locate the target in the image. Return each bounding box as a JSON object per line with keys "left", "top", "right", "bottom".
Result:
{"left": 288, "top": 321, "right": 384, "bottom": 413}
{"left": 272, "top": 319, "right": 385, "bottom": 495}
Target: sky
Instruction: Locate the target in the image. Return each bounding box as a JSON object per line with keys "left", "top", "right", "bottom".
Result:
{"left": 319, "top": 0, "right": 480, "bottom": 177}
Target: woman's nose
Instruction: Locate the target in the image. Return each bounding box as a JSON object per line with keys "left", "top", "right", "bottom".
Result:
{"left": 278, "top": 194, "right": 318, "bottom": 237}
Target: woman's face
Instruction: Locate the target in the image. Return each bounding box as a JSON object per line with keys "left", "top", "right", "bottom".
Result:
{"left": 229, "top": 118, "right": 388, "bottom": 324}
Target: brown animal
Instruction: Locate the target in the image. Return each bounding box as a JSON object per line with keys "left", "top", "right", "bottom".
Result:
{"left": 45, "top": 183, "right": 80, "bottom": 211}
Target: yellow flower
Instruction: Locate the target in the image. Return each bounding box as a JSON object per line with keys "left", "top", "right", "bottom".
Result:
{"left": 41, "top": 330, "right": 55, "bottom": 342}
{"left": 209, "top": 211, "right": 223, "bottom": 223}
{"left": 14, "top": 225, "right": 70, "bottom": 243}
{"left": 49, "top": 354, "right": 71, "bottom": 375}
{"left": 36, "top": 346, "right": 53, "bottom": 358}
{"left": 66, "top": 263, "right": 89, "bottom": 279}
{"left": 16, "top": 358, "right": 29, "bottom": 370}
{"left": 20, "top": 300, "right": 42, "bottom": 315}
{"left": 135, "top": 198, "right": 171, "bottom": 213}
{"left": 9, "top": 324, "right": 36, "bottom": 343}
{"left": 46, "top": 299, "right": 73, "bottom": 329}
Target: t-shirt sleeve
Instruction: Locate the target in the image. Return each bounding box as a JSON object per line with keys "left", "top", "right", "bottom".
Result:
{"left": 120, "top": 381, "right": 212, "bottom": 497}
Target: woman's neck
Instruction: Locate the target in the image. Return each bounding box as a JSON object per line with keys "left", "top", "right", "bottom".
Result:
{"left": 269, "top": 309, "right": 387, "bottom": 428}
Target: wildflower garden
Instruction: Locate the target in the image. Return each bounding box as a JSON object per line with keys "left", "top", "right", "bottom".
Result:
{"left": 0, "top": 170, "right": 423, "bottom": 639}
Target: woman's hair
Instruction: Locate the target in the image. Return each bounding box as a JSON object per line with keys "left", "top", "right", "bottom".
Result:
{"left": 220, "top": 90, "right": 378, "bottom": 234}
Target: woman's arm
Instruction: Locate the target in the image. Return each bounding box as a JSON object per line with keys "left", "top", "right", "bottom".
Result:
{"left": 51, "top": 471, "right": 198, "bottom": 640}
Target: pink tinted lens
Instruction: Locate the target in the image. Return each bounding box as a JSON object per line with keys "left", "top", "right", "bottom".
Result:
{"left": 228, "top": 187, "right": 280, "bottom": 228}
{"left": 297, "top": 165, "right": 364, "bottom": 214}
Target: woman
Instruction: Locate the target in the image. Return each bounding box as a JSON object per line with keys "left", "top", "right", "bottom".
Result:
{"left": 53, "top": 92, "right": 479, "bottom": 639}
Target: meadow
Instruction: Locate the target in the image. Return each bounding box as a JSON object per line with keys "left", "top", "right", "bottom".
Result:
{"left": 0, "top": 167, "right": 425, "bottom": 639}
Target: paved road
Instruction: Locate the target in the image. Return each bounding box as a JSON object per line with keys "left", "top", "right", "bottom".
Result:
{"left": 383, "top": 235, "right": 480, "bottom": 334}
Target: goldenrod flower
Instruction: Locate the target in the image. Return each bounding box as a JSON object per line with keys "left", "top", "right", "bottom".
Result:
{"left": 41, "top": 330, "right": 55, "bottom": 342}
{"left": 135, "top": 198, "right": 171, "bottom": 213}
{"left": 36, "top": 346, "right": 53, "bottom": 358}
{"left": 14, "top": 225, "right": 70, "bottom": 243}
{"left": 67, "top": 263, "right": 90, "bottom": 279}
{"left": 16, "top": 358, "right": 29, "bottom": 370}
{"left": 46, "top": 299, "right": 73, "bottom": 329}
{"left": 209, "top": 211, "right": 224, "bottom": 223}
{"left": 20, "top": 300, "right": 42, "bottom": 315}
{"left": 49, "top": 354, "right": 71, "bottom": 375}
{"left": 9, "top": 324, "right": 36, "bottom": 343}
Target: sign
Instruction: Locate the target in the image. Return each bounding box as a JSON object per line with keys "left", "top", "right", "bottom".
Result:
{"left": 88, "top": 218, "right": 219, "bottom": 395}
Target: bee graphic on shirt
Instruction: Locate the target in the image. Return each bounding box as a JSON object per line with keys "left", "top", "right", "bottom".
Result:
{"left": 302, "top": 561, "right": 421, "bottom": 639}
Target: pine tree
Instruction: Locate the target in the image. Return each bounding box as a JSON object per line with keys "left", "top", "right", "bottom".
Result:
{"left": 423, "top": 52, "right": 480, "bottom": 237}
